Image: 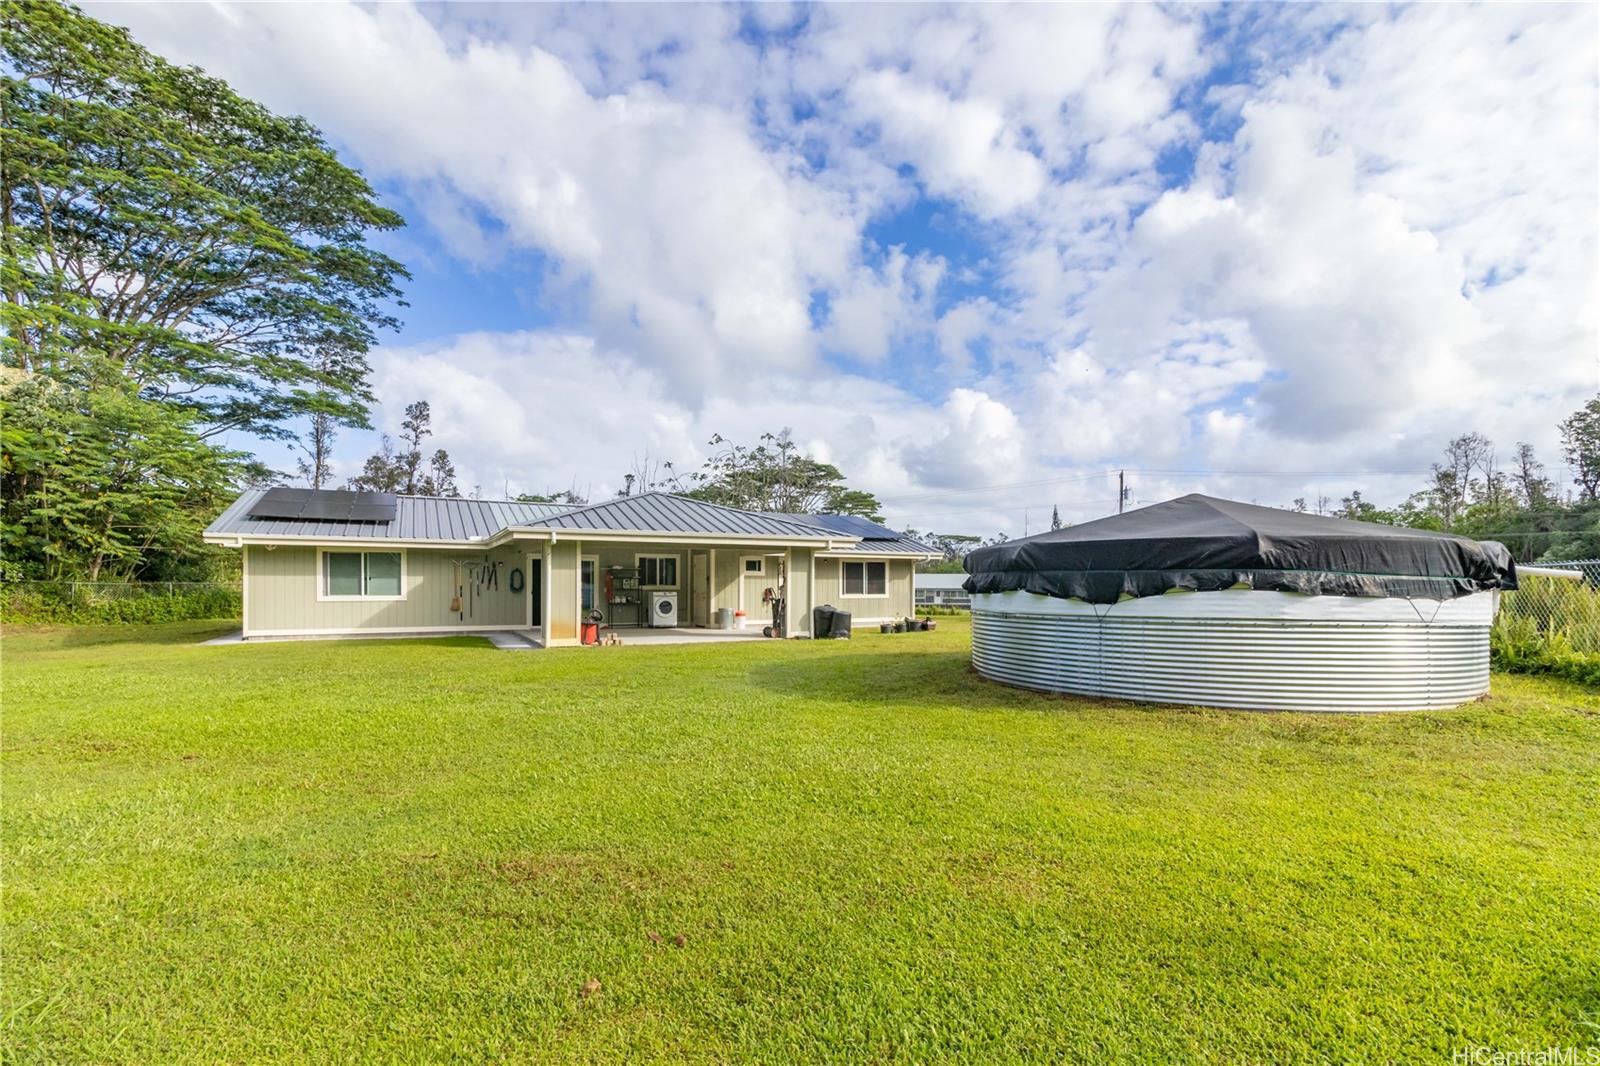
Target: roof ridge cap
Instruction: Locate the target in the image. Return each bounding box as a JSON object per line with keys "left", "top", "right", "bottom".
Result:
{"left": 647, "top": 492, "right": 844, "bottom": 536}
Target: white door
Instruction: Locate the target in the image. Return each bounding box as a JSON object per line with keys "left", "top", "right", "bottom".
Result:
{"left": 690, "top": 552, "right": 709, "bottom": 626}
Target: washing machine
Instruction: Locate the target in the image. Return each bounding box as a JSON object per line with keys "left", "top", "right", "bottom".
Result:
{"left": 648, "top": 590, "right": 679, "bottom": 627}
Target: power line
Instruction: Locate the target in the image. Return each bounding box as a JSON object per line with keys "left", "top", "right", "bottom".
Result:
{"left": 1137, "top": 468, "right": 1433, "bottom": 479}
{"left": 877, "top": 467, "right": 1435, "bottom": 509}
{"left": 875, "top": 470, "right": 1118, "bottom": 504}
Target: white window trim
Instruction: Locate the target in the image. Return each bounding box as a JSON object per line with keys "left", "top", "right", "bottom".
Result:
{"left": 741, "top": 555, "right": 766, "bottom": 576}
{"left": 317, "top": 547, "right": 407, "bottom": 601}
{"left": 634, "top": 552, "right": 683, "bottom": 590}
{"left": 839, "top": 559, "right": 888, "bottom": 599}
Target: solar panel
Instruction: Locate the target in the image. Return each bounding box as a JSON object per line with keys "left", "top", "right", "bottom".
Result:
{"left": 248, "top": 488, "right": 314, "bottom": 519}
{"left": 298, "top": 491, "right": 397, "bottom": 521}
{"left": 807, "top": 513, "right": 901, "bottom": 539}
{"left": 248, "top": 488, "right": 397, "bottom": 523}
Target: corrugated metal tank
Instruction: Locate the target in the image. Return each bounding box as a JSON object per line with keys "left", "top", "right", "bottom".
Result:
{"left": 970, "top": 589, "right": 1496, "bottom": 712}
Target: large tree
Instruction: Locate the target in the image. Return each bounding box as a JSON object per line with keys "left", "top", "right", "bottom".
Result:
{"left": 0, "top": 372, "right": 240, "bottom": 580}
{"left": 1, "top": 0, "right": 407, "bottom": 439}
{"left": 1, "top": 2, "right": 407, "bottom": 579}
{"left": 682, "top": 431, "right": 884, "bottom": 519}
{"left": 1560, "top": 398, "right": 1600, "bottom": 502}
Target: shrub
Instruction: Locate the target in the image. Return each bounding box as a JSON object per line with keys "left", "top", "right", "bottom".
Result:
{"left": 1, "top": 583, "right": 241, "bottom": 625}
{"left": 1497, "top": 573, "right": 1600, "bottom": 654}
{"left": 1491, "top": 611, "right": 1600, "bottom": 686}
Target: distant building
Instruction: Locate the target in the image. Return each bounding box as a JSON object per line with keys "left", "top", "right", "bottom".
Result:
{"left": 914, "top": 572, "right": 970, "bottom": 609}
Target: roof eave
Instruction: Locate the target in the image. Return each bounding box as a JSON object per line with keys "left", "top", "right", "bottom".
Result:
{"left": 203, "top": 532, "right": 499, "bottom": 549}
{"left": 497, "top": 526, "right": 844, "bottom": 548}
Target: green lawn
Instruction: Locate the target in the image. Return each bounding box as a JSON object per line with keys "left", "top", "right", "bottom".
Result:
{"left": 4, "top": 619, "right": 1598, "bottom": 1063}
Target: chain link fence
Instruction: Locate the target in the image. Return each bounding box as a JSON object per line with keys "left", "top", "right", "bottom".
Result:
{"left": 2, "top": 580, "right": 241, "bottom": 624}
{"left": 1499, "top": 559, "right": 1600, "bottom": 655}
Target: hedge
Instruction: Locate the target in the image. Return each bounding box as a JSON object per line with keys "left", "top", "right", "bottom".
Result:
{"left": 2, "top": 584, "right": 241, "bottom": 625}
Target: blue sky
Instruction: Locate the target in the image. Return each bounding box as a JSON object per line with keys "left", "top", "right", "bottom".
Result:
{"left": 96, "top": 2, "right": 1598, "bottom": 534}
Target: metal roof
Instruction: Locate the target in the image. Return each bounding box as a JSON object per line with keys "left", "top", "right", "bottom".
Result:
{"left": 825, "top": 534, "right": 939, "bottom": 556}
{"left": 914, "top": 573, "right": 969, "bottom": 588}
{"left": 775, "top": 512, "right": 902, "bottom": 539}
{"left": 776, "top": 512, "right": 936, "bottom": 554}
{"left": 533, "top": 492, "right": 833, "bottom": 539}
{"left": 207, "top": 488, "right": 859, "bottom": 544}
{"left": 207, "top": 489, "right": 575, "bottom": 541}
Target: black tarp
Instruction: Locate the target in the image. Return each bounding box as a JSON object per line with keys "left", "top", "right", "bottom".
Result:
{"left": 963, "top": 494, "right": 1517, "bottom": 605}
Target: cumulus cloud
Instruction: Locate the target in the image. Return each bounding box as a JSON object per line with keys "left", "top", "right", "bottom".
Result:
{"left": 91, "top": 1, "right": 1598, "bottom": 533}
{"left": 905, "top": 390, "right": 1025, "bottom": 489}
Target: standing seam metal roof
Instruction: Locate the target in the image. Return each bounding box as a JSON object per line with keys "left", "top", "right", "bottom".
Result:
{"left": 778, "top": 511, "right": 936, "bottom": 554}
{"left": 824, "top": 535, "right": 939, "bottom": 555}
{"left": 207, "top": 489, "right": 851, "bottom": 542}
{"left": 207, "top": 489, "right": 577, "bottom": 541}
{"left": 533, "top": 492, "right": 836, "bottom": 538}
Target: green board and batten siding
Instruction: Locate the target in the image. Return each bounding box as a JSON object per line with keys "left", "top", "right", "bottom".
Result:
{"left": 244, "top": 545, "right": 529, "bottom": 636}
{"left": 243, "top": 543, "right": 915, "bottom": 640}
{"left": 814, "top": 557, "right": 915, "bottom": 623}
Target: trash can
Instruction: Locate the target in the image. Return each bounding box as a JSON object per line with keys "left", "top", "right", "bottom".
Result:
{"left": 715, "top": 607, "right": 734, "bottom": 630}
{"left": 813, "top": 604, "right": 836, "bottom": 638}
{"left": 828, "top": 608, "right": 851, "bottom": 638}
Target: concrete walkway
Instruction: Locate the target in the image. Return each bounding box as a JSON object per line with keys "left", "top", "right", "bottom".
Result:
{"left": 484, "top": 630, "right": 541, "bottom": 650}
{"left": 201, "top": 629, "right": 544, "bottom": 649}
{"left": 199, "top": 627, "right": 779, "bottom": 649}
{"left": 589, "top": 626, "right": 773, "bottom": 646}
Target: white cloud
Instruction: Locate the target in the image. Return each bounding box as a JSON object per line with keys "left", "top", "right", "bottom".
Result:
{"left": 824, "top": 249, "right": 944, "bottom": 364}
{"left": 905, "top": 389, "right": 1025, "bottom": 490}
{"left": 366, "top": 330, "right": 1007, "bottom": 526}
{"left": 89, "top": 1, "right": 1599, "bottom": 535}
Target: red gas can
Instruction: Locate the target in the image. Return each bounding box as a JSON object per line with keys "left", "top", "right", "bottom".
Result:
{"left": 581, "top": 622, "right": 600, "bottom": 645}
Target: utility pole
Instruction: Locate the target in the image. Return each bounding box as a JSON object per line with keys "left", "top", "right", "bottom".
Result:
{"left": 1118, "top": 470, "right": 1126, "bottom": 514}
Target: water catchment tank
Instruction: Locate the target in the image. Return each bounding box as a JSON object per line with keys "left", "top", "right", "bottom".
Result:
{"left": 962, "top": 495, "right": 1518, "bottom": 713}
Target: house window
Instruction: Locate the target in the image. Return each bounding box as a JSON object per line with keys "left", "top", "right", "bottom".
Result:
{"left": 743, "top": 557, "right": 765, "bottom": 574}
{"left": 638, "top": 555, "right": 678, "bottom": 588}
{"left": 842, "top": 560, "right": 887, "bottom": 596}
{"left": 322, "top": 551, "right": 404, "bottom": 599}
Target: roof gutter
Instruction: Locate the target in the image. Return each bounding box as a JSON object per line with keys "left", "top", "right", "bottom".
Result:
{"left": 202, "top": 532, "right": 506, "bottom": 550}
{"left": 491, "top": 527, "right": 845, "bottom": 550}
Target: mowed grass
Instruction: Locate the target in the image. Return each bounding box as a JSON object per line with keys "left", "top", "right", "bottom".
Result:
{"left": 3, "top": 619, "right": 1598, "bottom": 1063}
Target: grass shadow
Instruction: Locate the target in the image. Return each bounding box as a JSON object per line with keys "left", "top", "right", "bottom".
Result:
{"left": 5, "top": 620, "right": 240, "bottom": 651}
{"left": 745, "top": 648, "right": 1110, "bottom": 717}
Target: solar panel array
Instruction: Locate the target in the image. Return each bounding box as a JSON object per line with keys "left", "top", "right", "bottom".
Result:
{"left": 784, "top": 512, "right": 901, "bottom": 540}
{"left": 248, "top": 488, "right": 397, "bottom": 523}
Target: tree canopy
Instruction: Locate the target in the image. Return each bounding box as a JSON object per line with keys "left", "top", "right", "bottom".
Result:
{"left": 1, "top": 1, "right": 406, "bottom": 580}
{"left": 1, "top": 0, "right": 407, "bottom": 439}
{"left": 346, "top": 401, "right": 458, "bottom": 497}
{"left": 677, "top": 431, "right": 884, "bottom": 519}
{"left": 1304, "top": 402, "right": 1600, "bottom": 561}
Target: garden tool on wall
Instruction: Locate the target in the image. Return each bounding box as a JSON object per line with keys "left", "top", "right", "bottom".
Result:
{"left": 761, "top": 584, "right": 784, "bottom": 638}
